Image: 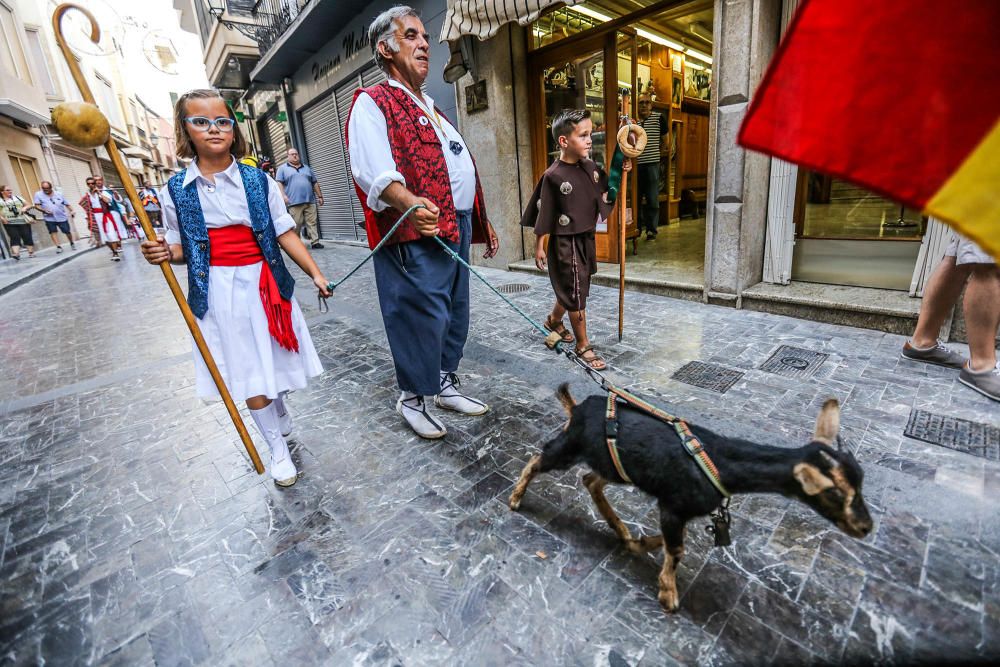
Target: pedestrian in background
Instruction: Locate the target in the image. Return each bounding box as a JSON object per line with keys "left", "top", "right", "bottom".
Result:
{"left": 276, "top": 148, "right": 325, "bottom": 249}
{"left": 139, "top": 180, "right": 162, "bottom": 228}
{"left": 84, "top": 175, "right": 128, "bottom": 261}
{"left": 33, "top": 181, "right": 76, "bottom": 253}
{"left": 141, "top": 88, "right": 330, "bottom": 487}
{"left": 635, "top": 92, "right": 668, "bottom": 241}
{"left": 1, "top": 185, "right": 36, "bottom": 260}
{"left": 902, "top": 230, "right": 1000, "bottom": 401}
{"left": 79, "top": 177, "right": 101, "bottom": 247}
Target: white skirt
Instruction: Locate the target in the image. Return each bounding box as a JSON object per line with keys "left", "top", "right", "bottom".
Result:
{"left": 97, "top": 211, "right": 128, "bottom": 243}
{"left": 192, "top": 261, "right": 323, "bottom": 402}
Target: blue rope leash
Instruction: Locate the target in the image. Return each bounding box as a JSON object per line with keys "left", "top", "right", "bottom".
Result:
{"left": 325, "top": 203, "right": 425, "bottom": 293}
{"left": 316, "top": 205, "right": 615, "bottom": 384}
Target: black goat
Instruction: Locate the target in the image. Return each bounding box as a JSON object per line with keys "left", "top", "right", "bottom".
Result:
{"left": 509, "top": 384, "right": 873, "bottom": 612}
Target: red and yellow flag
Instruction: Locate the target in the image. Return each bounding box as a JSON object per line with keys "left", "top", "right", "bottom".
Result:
{"left": 739, "top": 0, "right": 1000, "bottom": 259}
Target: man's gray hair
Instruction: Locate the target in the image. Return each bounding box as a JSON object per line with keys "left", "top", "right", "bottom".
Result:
{"left": 368, "top": 5, "right": 420, "bottom": 71}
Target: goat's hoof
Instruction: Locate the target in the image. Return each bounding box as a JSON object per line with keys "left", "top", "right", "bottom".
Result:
{"left": 658, "top": 591, "right": 680, "bottom": 613}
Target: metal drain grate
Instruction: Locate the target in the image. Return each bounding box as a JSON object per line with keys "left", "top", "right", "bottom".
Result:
{"left": 759, "top": 345, "right": 829, "bottom": 379}
{"left": 904, "top": 409, "right": 1000, "bottom": 461}
{"left": 496, "top": 283, "right": 530, "bottom": 294}
{"left": 672, "top": 361, "right": 744, "bottom": 394}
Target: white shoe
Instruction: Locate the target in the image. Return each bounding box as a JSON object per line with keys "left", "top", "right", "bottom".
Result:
{"left": 396, "top": 393, "right": 447, "bottom": 439}
{"left": 274, "top": 392, "right": 292, "bottom": 437}
{"left": 249, "top": 404, "right": 299, "bottom": 487}
{"left": 435, "top": 373, "right": 489, "bottom": 416}
{"left": 56, "top": 246, "right": 63, "bottom": 254}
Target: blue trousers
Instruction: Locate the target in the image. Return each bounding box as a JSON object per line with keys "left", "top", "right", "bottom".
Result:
{"left": 372, "top": 209, "right": 471, "bottom": 395}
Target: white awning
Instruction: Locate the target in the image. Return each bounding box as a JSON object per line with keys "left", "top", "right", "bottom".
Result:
{"left": 439, "top": 0, "right": 582, "bottom": 42}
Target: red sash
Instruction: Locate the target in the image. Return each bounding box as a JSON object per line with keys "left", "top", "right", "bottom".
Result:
{"left": 208, "top": 225, "right": 299, "bottom": 352}
{"left": 93, "top": 208, "right": 115, "bottom": 234}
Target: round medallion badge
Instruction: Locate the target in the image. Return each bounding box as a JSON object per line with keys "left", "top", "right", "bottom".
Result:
{"left": 558, "top": 214, "right": 571, "bottom": 226}
{"left": 419, "top": 116, "right": 429, "bottom": 126}
{"left": 536, "top": 198, "right": 542, "bottom": 210}
{"left": 593, "top": 171, "right": 600, "bottom": 183}
{"left": 559, "top": 181, "right": 573, "bottom": 195}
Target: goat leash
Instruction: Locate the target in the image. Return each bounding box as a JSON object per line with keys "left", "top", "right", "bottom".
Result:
{"left": 603, "top": 385, "right": 731, "bottom": 499}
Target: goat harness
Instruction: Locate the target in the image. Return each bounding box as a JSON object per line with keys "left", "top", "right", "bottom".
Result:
{"left": 604, "top": 385, "right": 731, "bottom": 500}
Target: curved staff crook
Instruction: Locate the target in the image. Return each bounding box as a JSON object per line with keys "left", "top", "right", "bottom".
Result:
{"left": 52, "top": 3, "right": 265, "bottom": 474}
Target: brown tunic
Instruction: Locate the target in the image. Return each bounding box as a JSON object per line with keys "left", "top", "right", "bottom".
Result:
{"left": 521, "top": 158, "right": 614, "bottom": 311}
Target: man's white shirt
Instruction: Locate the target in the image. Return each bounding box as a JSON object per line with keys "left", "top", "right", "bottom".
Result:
{"left": 348, "top": 78, "right": 476, "bottom": 212}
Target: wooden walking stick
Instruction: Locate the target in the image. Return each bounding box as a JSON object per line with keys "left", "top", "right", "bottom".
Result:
{"left": 615, "top": 121, "right": 647, "bottom": 342}
{"left": 51, "top": 3, "right": 264, "bottom": 474}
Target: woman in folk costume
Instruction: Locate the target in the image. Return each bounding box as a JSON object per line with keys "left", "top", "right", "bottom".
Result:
{"left": 140, "top": 89, "right": 329, "bottom": 487}
{"left": 86, "top": 175, "right": 130, "bottom": 261}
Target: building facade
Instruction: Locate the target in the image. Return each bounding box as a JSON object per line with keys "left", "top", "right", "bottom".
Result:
{"left": 447, "top": 0, "right": 949, "bottom": 336}
{"left": 176, "top": 0, "right": 965, "bottom": 339}
{"left": 1, "top": 0, "right": 178, "bottom": 256}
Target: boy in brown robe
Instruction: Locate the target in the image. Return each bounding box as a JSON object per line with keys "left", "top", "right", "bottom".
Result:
{"left": 521, "top": 109, "right": 630, "bottom": 370}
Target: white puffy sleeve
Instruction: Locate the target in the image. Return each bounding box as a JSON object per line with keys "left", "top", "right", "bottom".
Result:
{"left": 158, "top": 184, "right": 181, "bottom": 246}
{"left": 347, "top": 92, "right": 405, "bottom": 212}
{"left": 265, "top": 174, "right": 296, "bottom": 236}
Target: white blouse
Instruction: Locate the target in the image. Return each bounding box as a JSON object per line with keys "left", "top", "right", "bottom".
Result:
{"left": 348, "top": 78, "right": 476, "bottom": 213}
{"left": 159, "top": 157, "right": 295, "bottom": 245}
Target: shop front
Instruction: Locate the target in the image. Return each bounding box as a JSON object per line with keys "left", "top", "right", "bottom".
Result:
{"left": 524, "top": 0, "right": 714, "bottom": 286}
{"left": 450, "top": 0, "right": 940, "bottom": 334}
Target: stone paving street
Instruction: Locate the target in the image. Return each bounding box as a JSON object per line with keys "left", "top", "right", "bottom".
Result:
{"left": 1, "top": 241, "right": 998, "bottom": 665}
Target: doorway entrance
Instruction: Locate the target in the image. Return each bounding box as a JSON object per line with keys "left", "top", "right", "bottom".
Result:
{"left": 527, "top": 0, "right": 714, "bottom": 287}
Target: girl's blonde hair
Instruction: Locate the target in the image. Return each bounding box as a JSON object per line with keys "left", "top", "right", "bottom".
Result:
{"left": 173, "top": 88, "right": 249, "bottom": 160}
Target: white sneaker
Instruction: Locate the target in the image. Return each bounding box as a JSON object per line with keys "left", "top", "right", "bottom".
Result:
{"left": 56, "top": 246, "right": 63, "bottom": 254}
{"left": 396, "top": 393, "right": 447, "bottom": 439}
{"left": 435, "top": 372, "right": 489, "bottom": 416}
{"left": 274, "top": 392, "right": 292, "bottom": 437}
{"left": 249, "top": 404, "right": 299, "bottom": 487}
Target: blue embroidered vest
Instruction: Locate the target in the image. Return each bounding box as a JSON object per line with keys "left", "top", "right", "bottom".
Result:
{"left": 167, "top": 162, "right": 294, "bottom": 318}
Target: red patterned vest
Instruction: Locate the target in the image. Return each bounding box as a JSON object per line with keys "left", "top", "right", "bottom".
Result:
{"left": 346, "top": 81, "right": 489, "bottom": 249}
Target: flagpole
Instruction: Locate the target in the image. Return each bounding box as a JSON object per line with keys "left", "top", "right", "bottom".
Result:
{"left": 52, "top": 3, "right": 265, "bottom": 475}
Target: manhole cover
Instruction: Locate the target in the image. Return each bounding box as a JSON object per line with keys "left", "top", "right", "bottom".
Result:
{"left": 672, "top": 361, "right": 744, "bottom": 394}
{"left": 904, "top": 409, "right": 1000, "bottom": 460}
{"left": 759, "top": 345, "right": 828, "bottom": 379}
{"left": 496, "top": 283, "right": 530, "bottom": 294}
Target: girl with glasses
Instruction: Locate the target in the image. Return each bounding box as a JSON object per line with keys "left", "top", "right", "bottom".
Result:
{"left": 141, "top": 89, "right": 331, "bottom": 487}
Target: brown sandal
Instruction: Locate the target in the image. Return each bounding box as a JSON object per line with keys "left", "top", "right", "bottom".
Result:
{"left": 545, "top": 316, "right": 574, "bottom": 344}
{"left": 576, "top": 344, "right": 607, "bottom": 371}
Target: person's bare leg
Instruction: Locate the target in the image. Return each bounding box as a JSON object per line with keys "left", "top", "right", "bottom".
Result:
{"left": 911, "top": 256, "right": 972, "bottom": 348}
{"left": 10, "top": 244, "right": 21, "bottom": 258}
{"left": 246, "top": 395, "right": 272, "bottom": 410}
{"left": 49, "top": 232, "right": 60, "bottom": 246}
{"left": 964, "top": 265, "right": 1000, "bottom": 372}
{"left": 568, "top": 309, "right": 590, "bottom": 351}
{"left": 550, "top": 302, "right": 566, "bottom": 323}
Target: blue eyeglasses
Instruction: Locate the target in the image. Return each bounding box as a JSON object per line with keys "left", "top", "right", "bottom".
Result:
{"left": 184, "top": 116, "right": 236, "bottom": 132}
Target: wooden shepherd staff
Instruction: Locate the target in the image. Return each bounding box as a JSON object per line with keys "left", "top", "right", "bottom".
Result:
{"left": 51, "top": 3, "right": 264, "bottom": 474}
{"left": 615, "top": 120, "right": 647, "bottom": 341}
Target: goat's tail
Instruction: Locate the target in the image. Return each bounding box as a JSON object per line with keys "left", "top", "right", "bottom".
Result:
{"left": 556, "top": 383, "right": 576, "bottom": 417}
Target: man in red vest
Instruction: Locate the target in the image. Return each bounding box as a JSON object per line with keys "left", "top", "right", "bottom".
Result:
{"left": 347, "top": 5, "right": 499, "bottom": 439}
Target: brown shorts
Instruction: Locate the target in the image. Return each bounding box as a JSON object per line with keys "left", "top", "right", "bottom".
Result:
{"left": 547, "top": 232, "right": 597, "bottom": 312}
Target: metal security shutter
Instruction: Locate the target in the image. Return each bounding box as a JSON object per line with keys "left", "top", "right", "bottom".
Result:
{"left": 53, "top": 152, "right": 94, "bottom": 237}
{"left": 264, "top": 112, "right": 288, "bottom": 165}
{"left": 100, "top": 159, "right": 125, "bottom": 190}
{"left": 301, "top": 93, "right": 360, "bottom": 241}
{"left": 334, "top": 78, "right": 369, "bottom": 242}
{"left": 361, "top": 65, "right": 386, "bottom": 88}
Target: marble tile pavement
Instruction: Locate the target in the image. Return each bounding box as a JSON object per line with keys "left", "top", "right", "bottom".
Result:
{"left": 0, "top": 241, "right": 998, "bottom": 665}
